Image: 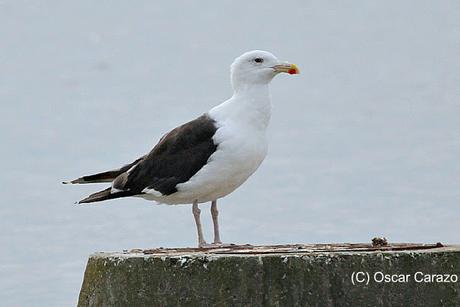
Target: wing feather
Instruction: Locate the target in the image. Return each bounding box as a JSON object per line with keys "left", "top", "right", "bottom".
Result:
{"left": 113, "top": 114, "right": 218, "bottom": 196}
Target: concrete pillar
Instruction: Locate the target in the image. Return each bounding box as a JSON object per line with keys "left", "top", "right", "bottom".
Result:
{"left": 78, "top": 243, "right": 460, "bottom": 307}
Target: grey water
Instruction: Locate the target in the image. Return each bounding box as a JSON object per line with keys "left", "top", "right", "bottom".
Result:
{"left": 1, "top": 1, "right": 459, "bottom": 305}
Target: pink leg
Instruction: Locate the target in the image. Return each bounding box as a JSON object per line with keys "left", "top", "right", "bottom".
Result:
{"left": 192, "top": 201, "right": 207, "bottom": 247}
{"left": 211, "top": 200, "right": 222, "bottom": 244}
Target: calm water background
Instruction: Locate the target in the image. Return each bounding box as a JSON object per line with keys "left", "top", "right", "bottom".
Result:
{"left": 1, "top": 1, "right": 459, "bottom": 305}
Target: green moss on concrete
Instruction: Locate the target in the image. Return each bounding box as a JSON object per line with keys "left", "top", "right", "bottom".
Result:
{"left": 78, "top": 246, "right": 460, "bottom": 307}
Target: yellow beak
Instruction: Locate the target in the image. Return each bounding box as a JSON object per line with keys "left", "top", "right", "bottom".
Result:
{"left": 273, "top": 63, "right": 300, "bottom": 75}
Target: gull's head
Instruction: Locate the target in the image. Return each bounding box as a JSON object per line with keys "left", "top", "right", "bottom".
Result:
{"left": 230, "top": 50, "right": 299, "bottom": 91}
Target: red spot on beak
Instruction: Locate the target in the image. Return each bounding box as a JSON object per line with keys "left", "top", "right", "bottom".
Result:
{"left": 288, "top": 68, "right": 297, "bottom": 75}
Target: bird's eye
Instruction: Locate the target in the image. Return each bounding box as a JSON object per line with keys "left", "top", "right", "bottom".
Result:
{"left": 254, "top": 58, "right": 264, "bottom": 63}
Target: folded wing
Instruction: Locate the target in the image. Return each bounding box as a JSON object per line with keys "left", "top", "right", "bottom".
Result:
{"left": 76, "top": 114, "right": 218, "bottom": 204}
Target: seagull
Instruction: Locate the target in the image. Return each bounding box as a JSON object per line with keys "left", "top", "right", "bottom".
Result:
{"left": 64, "top": 50, "right": 299, "bottom": 248}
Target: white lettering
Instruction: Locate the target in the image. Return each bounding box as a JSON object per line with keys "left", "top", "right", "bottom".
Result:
{"left": 373, "top": 272, "right": 410, "bottom": 283}
{"left": 414, "top": 272, "right": 458, "bottom": 283}
{"left": 374, "top": 272, "right": 384, "bottom": 283}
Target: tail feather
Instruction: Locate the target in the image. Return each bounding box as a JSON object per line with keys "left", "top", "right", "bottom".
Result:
{"left": 78, "top": 188, "right": 136, "bottom": 204}
{"left": 63, "top": 157, "right": 143, "bottom": 185}
{"left": 63, "top": 170, "right": 123, "bottom": 184}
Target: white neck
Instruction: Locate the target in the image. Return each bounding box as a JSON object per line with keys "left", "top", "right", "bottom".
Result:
{"left": 210, "top": 84, "right": 272, "bottom": 131}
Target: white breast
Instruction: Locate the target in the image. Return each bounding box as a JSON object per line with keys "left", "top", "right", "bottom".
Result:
{"left": 175, "top": 122, "right": 268, "bottom": 203}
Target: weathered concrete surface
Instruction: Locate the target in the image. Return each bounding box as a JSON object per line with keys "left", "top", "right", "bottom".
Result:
{"left": 78, "top": 243, "right": 460, "bottom": 307}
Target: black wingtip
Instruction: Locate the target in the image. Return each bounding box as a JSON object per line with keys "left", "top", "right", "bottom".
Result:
{"left": 62, "top": 178, "right": 87, "bottom": 185}
{"left": 75, "top": 198, "right": 90, "bottom": 204}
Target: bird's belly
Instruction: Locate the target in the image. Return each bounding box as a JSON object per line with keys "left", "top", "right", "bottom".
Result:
{"left": 168, "top": 132, "right": 268, "bottom": 204}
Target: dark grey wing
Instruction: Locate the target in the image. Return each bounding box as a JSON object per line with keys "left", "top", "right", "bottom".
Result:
{"left": 113, "top": 114, "right": 218, "bottom": 196}
{"left": 64, "top": 156, "right": 144, "bottom": 184}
